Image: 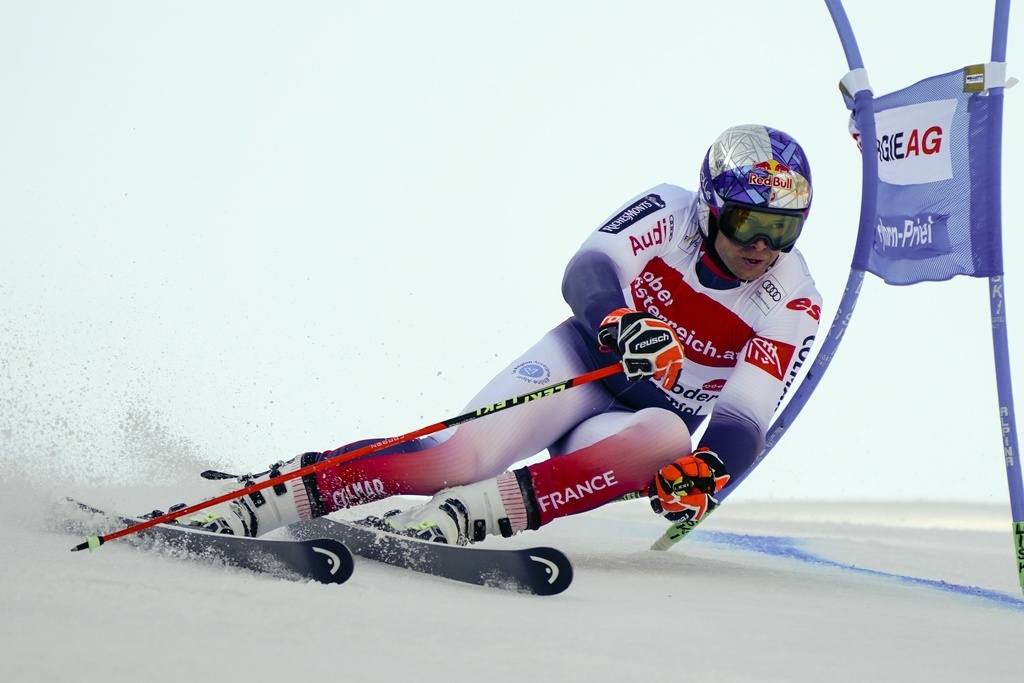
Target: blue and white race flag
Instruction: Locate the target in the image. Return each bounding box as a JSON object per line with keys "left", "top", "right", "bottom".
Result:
{"left": 848, "top": 65, "right": 1005, "bottom": 285}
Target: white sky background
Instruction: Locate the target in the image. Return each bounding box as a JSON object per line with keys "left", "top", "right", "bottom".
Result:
{"left": 2, "top": 2, "right": 1022, "bottom": 504}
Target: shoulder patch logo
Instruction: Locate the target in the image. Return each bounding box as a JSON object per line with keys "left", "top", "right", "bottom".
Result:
{"left": 513, "top": 361, "right": 551, "bottom": 385}
{"left": 599, "top": 194, "right": 666, "bottom": 234}
{"left": 744, "top": 336, "right": 796, "bottom": 381}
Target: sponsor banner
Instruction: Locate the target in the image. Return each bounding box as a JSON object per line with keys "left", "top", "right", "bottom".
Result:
{"left": 848, "top": 67, "right": 1002, "bottom": 284}
{"left": 599, "top": 194, "right": 666, "bottom": 234}
{"left": 871, "top": 99, "right": 956, "bottom": 186}
{"left": 630, "top": 259, "right": 752, "bottom": 369}
{"left": 873, "top": 213, "right": 952, "bottom": 261}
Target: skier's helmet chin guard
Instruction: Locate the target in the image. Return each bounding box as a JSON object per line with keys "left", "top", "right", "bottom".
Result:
{"left": 697, "top": 124, "right": 812, "bottom": 253}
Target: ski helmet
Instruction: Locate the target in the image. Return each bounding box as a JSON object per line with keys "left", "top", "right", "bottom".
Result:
{"left": 697, "top": 124, "right": 812, "bottom": 253}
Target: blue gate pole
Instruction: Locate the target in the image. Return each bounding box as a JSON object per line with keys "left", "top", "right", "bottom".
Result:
{"left": 986, "top": 0, "right": 1024, "bottom": 594}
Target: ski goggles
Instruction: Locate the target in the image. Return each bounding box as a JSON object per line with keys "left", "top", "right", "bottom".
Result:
{"left": 715, "top": 202, "right": 805, "bottom": 251}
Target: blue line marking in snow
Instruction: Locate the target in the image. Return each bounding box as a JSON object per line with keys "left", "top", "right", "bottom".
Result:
{"left": 697, "top": 530, "right": 1024, "bottom": 612}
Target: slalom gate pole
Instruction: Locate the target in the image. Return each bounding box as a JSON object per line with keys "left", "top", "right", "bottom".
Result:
{"left": 649, "top": 0, "right": 878, "bottom": 550}
{"left": 71, "top": 363, "right": 623, "bottom": 552}
{"left": 985, "top": 0, "right": 1024, "bottom": 594}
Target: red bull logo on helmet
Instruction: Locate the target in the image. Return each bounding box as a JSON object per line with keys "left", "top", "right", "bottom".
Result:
{"left": 751, "top": 160, "right": 792, "bottom": 174}
{"left": 748, "top": 160, "right": 797, "bottom": 190}
{"left": 748, "top": 172, "right": 794, "bottom": 190}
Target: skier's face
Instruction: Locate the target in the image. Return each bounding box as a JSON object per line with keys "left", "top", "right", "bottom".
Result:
{"left": 714, "top": 231, "right": 779, "bottom": 281}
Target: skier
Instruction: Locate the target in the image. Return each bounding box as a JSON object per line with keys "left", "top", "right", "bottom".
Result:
{"left": 176, "top": 123, "right": 821, "bottom": 545}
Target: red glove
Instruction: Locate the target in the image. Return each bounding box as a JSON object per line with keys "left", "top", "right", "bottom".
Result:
{"left": 649, "top": 448, "right": 730, "bottom": 522}
{"left": 598, "top": 308, "right": 684, "bottom": 390}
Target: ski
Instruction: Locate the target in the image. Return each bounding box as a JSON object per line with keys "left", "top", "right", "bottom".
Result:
{"left": 287, "top": 516, "right": 573, "bottom": 595}
{"left": 61, "top": 499, "right": 354, "bottom": 585}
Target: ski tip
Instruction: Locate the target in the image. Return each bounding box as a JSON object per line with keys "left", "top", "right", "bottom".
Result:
{"left": 71, "top": 535, "right": 103, "bottom": 552}
{"left": 525, "top": 547, "right": 574, "bottom": 596}
{"left": 308, "top": 539, "right": 355, "bottom": 584}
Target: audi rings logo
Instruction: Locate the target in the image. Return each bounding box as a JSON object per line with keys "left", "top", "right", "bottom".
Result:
{"left": 751, "top": 275, "right": 788, "bottom": 315}
{"left": 761, "top": 280, "right": 782, "bottom": 302}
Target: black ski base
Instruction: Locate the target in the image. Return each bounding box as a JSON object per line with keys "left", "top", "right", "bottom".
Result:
{"left": 288, "top": 516, "right": 573, "bottom": 595}
{"left": 62, "top": 499, "right": 354, "bottom": 585}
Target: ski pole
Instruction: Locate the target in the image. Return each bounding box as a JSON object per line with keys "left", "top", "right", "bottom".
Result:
{"left": 72, "top": 363, "right": 623, "bottom": 552}
{"left": 612, "top": 489, "right": 716, "bottom": 551}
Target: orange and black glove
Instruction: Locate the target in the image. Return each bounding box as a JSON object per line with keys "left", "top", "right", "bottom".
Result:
{"left": 649, "top": 447, "right": 730, "bottom": 522}
{"left": 598, "top": 308, "right": 684, "bottom": 391}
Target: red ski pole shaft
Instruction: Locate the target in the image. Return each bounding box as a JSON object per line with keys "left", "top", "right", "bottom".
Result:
{"left": 72, "top": 363, "right": 623, "bottom": 551}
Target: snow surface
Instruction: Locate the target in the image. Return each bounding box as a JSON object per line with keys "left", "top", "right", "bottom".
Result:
{"left": 3, "top": 467, "right": 1022, "bottom": 683}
